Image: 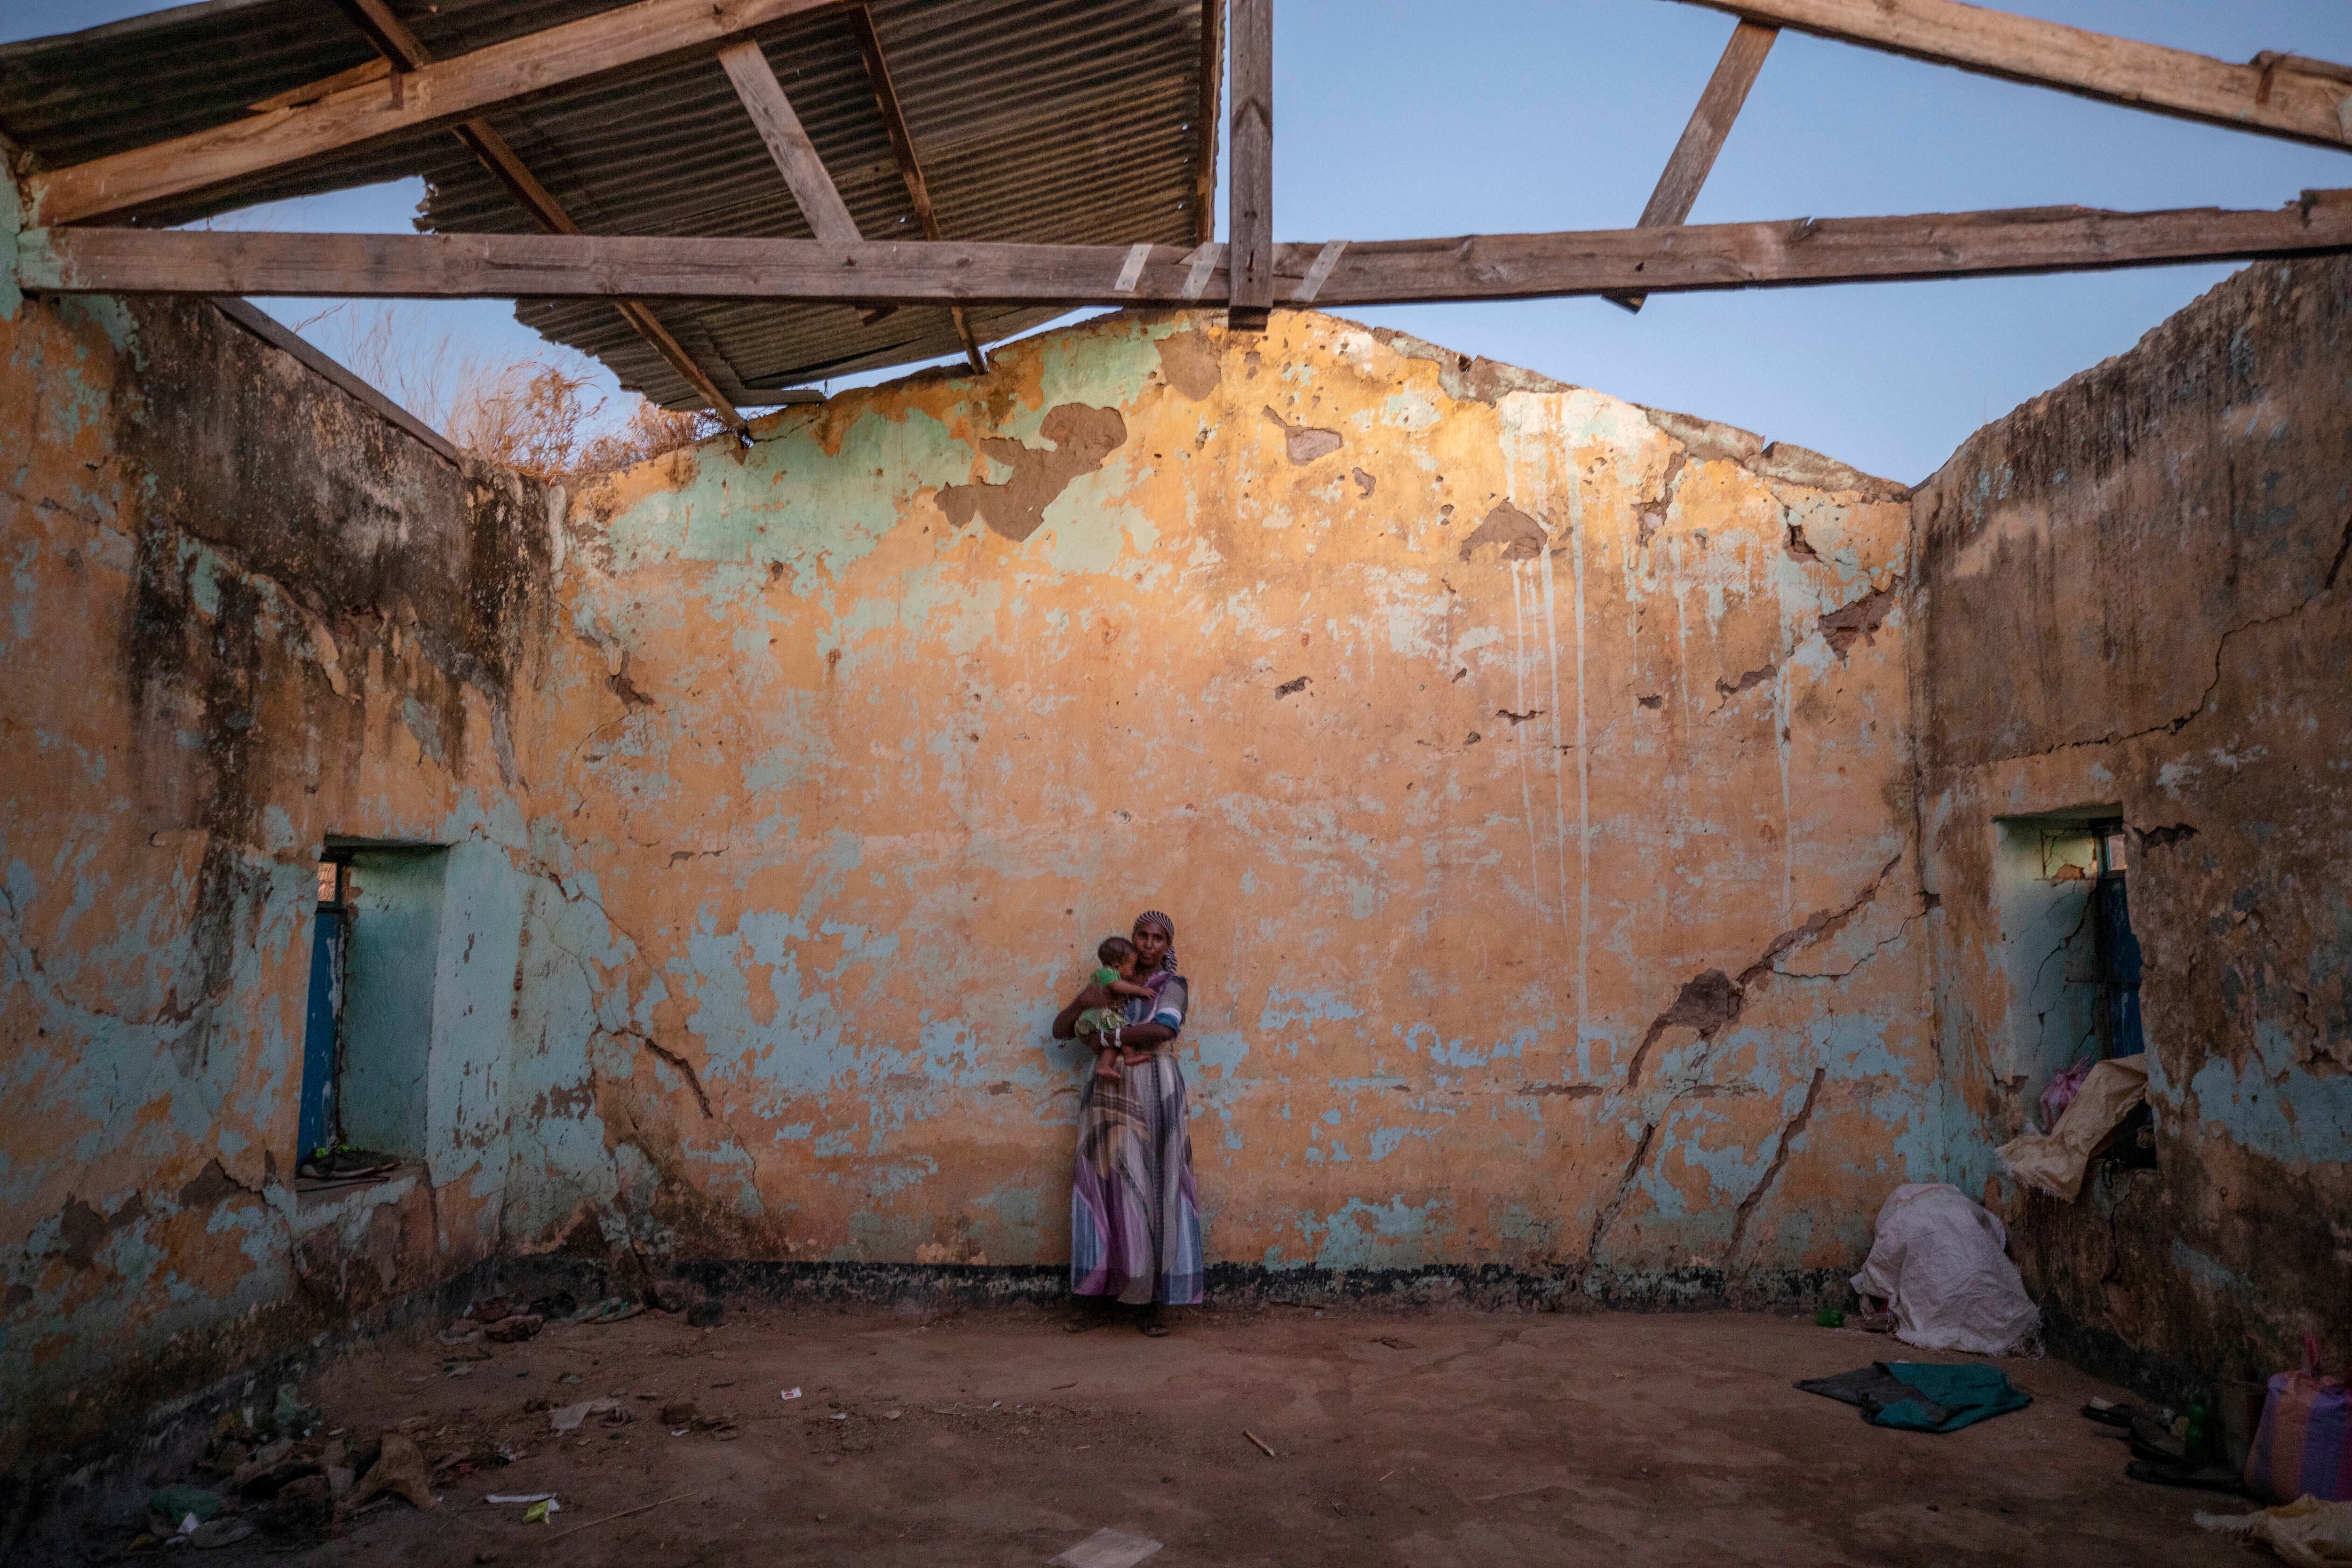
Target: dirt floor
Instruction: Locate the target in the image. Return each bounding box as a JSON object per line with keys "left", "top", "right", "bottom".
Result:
{"left": 94, "top": 1300, "right": 2256, "bottom": 1567}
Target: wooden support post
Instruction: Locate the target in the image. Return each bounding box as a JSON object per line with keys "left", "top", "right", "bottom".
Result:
{"left": 847, "top": 5, "right": 986, "bottom": 374}
{"left": 1609, "top": 19, "right": 1777, "bottom": 313}
{"left": 1673, "top": 0, "right": 2352, "bottom": 152}
{"left": 29, "top": 196, "right": 2352, "bottom": 306}
{"left": 324, "top": 0, "right": 749, "bottom": 431}
{"left": 1193, "top": 0, "right": 1227, "bottom": 247}
{"left": 1226, "top": 0, "right": 1273, "bottom": 330}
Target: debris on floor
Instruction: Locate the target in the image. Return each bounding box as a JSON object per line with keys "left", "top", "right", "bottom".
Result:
{"left": 1050, "top": 1525, "right": 1164, "bottom": 1568}
{"left": 547, "top": 1399, "right": 626, "bottom": 1433}
{"left": 572, "top": 1297, "right": 646, "bottom": 1327}
{"left": 2196, "top": 1495, "right": 2352, "bottom": 1567}
{"left": 349, "top": 1433, "right": 438, "bottom": 1511}
{"left": 1795, "top": 1362, "right": 2031, "bottom": 1433}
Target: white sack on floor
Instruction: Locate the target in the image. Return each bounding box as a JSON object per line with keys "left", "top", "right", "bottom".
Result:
{"left": 1997, "top": 1056, "right": 2149, "bottom": 1202}
{"left": 1850, "top": 1183, "right": 2039, "bottom": 1356}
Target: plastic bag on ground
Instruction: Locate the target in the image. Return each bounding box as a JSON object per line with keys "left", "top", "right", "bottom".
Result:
{"left": 1997, "top": 1056, "right": 2148, "bottom": 1202}
{"left": 2197, "top": 1496, "right": 2352, "bottom": 1567}
{"left": 2038, "top": 1059, "right": 2095, "bottom": 1132}
{"left": 1850, "top": 1183, "right": 2039, "bottom": 1356}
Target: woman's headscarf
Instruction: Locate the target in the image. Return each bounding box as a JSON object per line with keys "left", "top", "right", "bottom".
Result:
{"left": 1133, "top": 909, "right": 1178, "bottom": 973}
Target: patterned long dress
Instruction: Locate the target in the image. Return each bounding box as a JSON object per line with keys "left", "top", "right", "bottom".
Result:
{"left": 1070, "top": 971, "right": 1204, "bottom": 1305}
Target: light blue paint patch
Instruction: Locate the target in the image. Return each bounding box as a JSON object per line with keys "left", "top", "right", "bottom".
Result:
{"left": 58, "top": 294, "right": 140, "bottom": 357}
{"left": 1035, "top": 476, "right": 1151, "bottom": 576}
{"left": 1187, "top": 1030, "right": 1250, "bottom": 1077}
{"left": 1402, "top": 1019, "right": 1529, "bottom": 1068}
{"left": 0, "top": 171, "right": 19, "bottom": 321}
{"left": 2170, "top": 1238, "right": 2254, "bottom": 1297}
{"left": 2188, "top": 1049, "right": 2352, "bottom": 1165}
{"left": 772, "top": 1122, "right": 814, "bottom": 1141}
{"left": 603, "top": 406, "right": 968, "bottom": 589}
{"left": 1298, "top": 1195, "right": 1456, "bottom": 1271}
{"left": 1259, "top": 986, "right": 1361, "bottom": 1032}
{"left": 1494, "top": 1204, "right": 1555, "bottom": 1249}
{"left": 1027, "top": 312, "right": 1169, "bottom": 418}
{"left": 1367, "top": 1125, "right": 1436, "bottom": 1162}
{"left": 971, "top": 1184, "right": 1044, "bottom": 1263}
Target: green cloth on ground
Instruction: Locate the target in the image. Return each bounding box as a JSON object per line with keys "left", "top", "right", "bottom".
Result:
{"left": 1872, "top": 1362, "right": 2032, "bottom": 1432}
{"left": 1796, "top": 1361, "right": 2031, "bottom": 1433}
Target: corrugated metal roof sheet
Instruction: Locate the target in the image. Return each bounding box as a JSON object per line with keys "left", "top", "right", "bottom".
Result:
{"left": 0, "top": 0, "right": 1215, "bottom": 406}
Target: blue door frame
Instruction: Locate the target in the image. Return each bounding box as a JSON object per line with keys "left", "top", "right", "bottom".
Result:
{"left": 296, "top": 905, "right": 343, "bottom": 1162}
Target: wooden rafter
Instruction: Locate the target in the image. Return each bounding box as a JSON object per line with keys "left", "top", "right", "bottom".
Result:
{"left": 1193, "top": 0, "right": 1227, "bottom": 247}
{"left": 719, "top": 35, "right": 894, "bottom": 331}
{"left": 846, "top": 6, "right": 986, "bottom": 375}
{"left": 1608, "top": 20, "right": 1777, "bottom": 313}
{"left": 719, "top": 38, "right": 861, "bottom": 244}
{"left": 27, "top": 195, "right": 2352, "bottom": 306}
{"left": 1675, "top": 0, "right": 2352, "bottom": 152}
{"left": 1225, "top": 0, "right": 1273, "bottom": 330}
{"left": 324, "top": 0, "right": 749, "bottom": 432}
{"left": 31, "top": 0, "right": 844, "bottom": 226}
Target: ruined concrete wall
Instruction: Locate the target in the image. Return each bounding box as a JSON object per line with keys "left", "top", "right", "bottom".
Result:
{"left": 510, "top": 310, "right": 1935, "bottom": 1300}
{"left": 0, "top": 282, "right": 552, "bottom": 1466}
{"left": 1914, "top": 257, "right": 2352, "bottom": 1391}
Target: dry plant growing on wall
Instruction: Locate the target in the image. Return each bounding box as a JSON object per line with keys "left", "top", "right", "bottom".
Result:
{"left": 297, "top": 302, "right": 721, "bottom": 480}
{"left": 297, "top": 302, "right": 482, "bottom": 436}
{"left": 450, "top": 362, "right": 723, "bottom": 479}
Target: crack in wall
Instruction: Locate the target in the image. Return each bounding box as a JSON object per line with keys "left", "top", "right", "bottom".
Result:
{"left": 1768, "top": 905, "right": 1934, "bottom": 986}
{"left": 1626, "top": 854, "right": 1902, "bottom": 1086}
{"left": 1979, "top": 578, "right": 2338, "bottom": 766}
{"left": 1724, "top": 1067, "right": 1827, "bottom": 1270}
{"left": 626, "top": 1030, "right": 715, "bottom": 1120}
{"left": 1579, "top": 1120, "right": 1657, "bottom": 1285}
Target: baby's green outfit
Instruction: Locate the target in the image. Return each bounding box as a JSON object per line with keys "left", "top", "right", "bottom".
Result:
{"left": 1076, "top": 967, "right": 1127, "bottom": 1044}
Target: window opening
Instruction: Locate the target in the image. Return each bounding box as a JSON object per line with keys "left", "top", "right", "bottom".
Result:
{"left": 299, "top": 844, "right": 444, "bottom": 1181}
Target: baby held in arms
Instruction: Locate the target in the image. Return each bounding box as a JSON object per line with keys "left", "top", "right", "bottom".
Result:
{"left": 1075, "top": 936, "right": 1159, "bottom": 1082}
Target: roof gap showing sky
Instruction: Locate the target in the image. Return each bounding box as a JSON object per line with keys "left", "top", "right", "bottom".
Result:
{"left": 2, "top": 0, "right": 2347, "bottom": 481}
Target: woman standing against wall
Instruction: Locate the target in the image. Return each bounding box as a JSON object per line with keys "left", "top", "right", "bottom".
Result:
{"left": 1051, "top": 910, "right": 1202, "bottom": 1333}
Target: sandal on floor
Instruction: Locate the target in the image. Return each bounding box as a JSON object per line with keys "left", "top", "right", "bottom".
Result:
{"left": 1137, "top": 1312, "right": 1171, "bottom": 1337}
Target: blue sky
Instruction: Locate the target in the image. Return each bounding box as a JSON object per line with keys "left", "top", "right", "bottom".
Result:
{"left": 4, "top": 0, "right": 2348, "bottom": 480}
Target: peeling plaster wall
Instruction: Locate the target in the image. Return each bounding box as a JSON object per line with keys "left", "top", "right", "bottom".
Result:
{"left": 1914, "top": 257, "right": 2352, "bottom": 1393}
{"left": 511, "top": 310, "right": 1934, "bottom": 1303}
{"left": 0, "top": 282, "right": 552, "bottom": 1466}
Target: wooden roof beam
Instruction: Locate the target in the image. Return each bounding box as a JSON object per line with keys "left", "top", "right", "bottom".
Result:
{"left": 32, "top": 0, "right": 846, "bottom": 225}
{"left": 1675, "top": 0, "right": 2352, "bottom": 152}
{"left": 26, "top": 194, "right": 2352, "bottom": 305}
{"left": 326, "top": 0, "right": 749, "bottom": 434}
{"left": 1609, "top": 19, "right": 1776, "bottom": 313}
{"left": 846, "top": 6, "right": 985, "bottom": 375}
